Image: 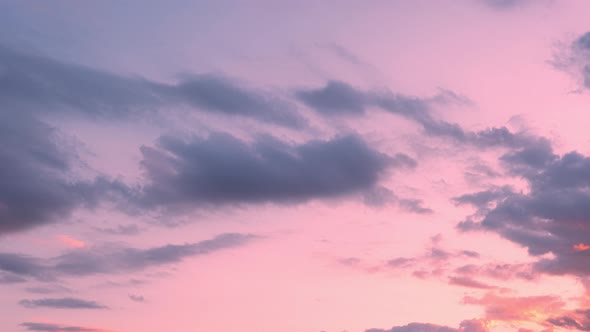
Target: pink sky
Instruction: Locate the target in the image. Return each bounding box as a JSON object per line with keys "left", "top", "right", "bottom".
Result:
{"left": 2, "top": 1, "right": 590, "bottom": 332}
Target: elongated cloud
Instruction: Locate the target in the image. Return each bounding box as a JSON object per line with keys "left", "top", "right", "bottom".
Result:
{"left": 296, "top": 81, "right": 548, "bottom": 153}
{"left": 139, "top": 133, "right": 406, "bottom": 208}
{"left": 21, "top": 322, "right": 110, "bottom": 332}
{"left": 0, "top": 45, "right": 304, "bottom": 127}
{"left": 19, "top": 297, "right": 108, "bottom": 310}
{"left": 0, "top": 233, "right": 258, "bottom": 280}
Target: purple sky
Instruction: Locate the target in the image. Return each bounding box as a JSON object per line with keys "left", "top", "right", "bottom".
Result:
{"left": 2, "top": 1, "right": 590, "bottom": 331}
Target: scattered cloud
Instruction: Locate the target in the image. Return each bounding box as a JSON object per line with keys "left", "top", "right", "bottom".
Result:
{"left": 128, "top": 294, "right": 145, "bottom": 303}
{"left": 21, "top": 322, "right": 110, "bottom": 332}
{"left": 551, "top": 31, "right": 590, "bottom": 91}
{"left": 464, "top": 293, "right": 564, "bottom": 322}
{"left": 92, "top": 224, "right": 142, "bottom": 236}
{"left": 366, "top": 319, "right": 488, "bottom": 332}
{"left": 19, "top": 297, "right": 108, "bottom": 310}
{"left": 0, "top": 233, "right": 258, "bottom": 281}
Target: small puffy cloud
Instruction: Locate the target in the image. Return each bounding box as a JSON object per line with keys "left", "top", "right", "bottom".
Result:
{"left": 128, "top": 294, "right": 145, "bottom": 303}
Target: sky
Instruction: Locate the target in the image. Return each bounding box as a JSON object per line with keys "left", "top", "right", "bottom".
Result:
{"left": 3, "top": 1, "right": 590, "bottom": 331}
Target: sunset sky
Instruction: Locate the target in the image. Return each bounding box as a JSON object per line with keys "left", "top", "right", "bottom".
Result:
{"left": 3, "top": 1, "right": 590, "bottom": 331}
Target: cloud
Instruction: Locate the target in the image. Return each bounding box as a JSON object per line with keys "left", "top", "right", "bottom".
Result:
{"left": 25, "top": 285, "right": 71, "bottom": 294}
{"left": 479, "top": 0, "right": 531, "bottom": 10}
{"left": 53, "top": 233, "right": 258, "bottom": 276}
{"left": 0, "top": 112, "right": 129, "bottom": 235}
{"left": 0, "top": 253, "right": 52, "bottom": 281}
{"left": 92, "top": 224, "right": 142, "bottom": 236}
{"left": 454, "top": 263, "right": 535, "bottom": 281}
{"left": 128, "top": 294, "right": 145, "bottom": 303}
{"left": 138, "top": 133, "right": 403, "bottom": 209}
{"left": 458, "top": 148, "right": 590, "bottom": 277}
{"left": 362, "top": 186, "right": 432, "bottom": 213}
{"left": 0, "top": 233, "right": 258, "bottom": 281}
{"left": 0, "top": 43, "right": 309, "bottom": 235}
{"left": 19, "top": 297, "right": 108, "bottom": 309}
{"left": 448, "top": 276, "right": 495, "bottom": 289}
{"left": 163, "top": 74, "right": 305, "bottom": 127}
{"left": 464, "top": 293, "right": 564, "bottom": 322}
{"left": 551, "top": 31, "right": 590, "bottom": 90}
{"left": 57, "top": 235, "right": 86, "bottom": 248}
{"left": 547, "top": 310, "right": 590, "bottom": 331}
{"left": 453, "top": 186, "right": 514, "bottom": 208}
{"left": 366, "top": 323, "right": 457, "bottom": 332}
{"left": 296, "top": 81, "right": 368, "bottom": 114}
{"left": 0, "top": 272, "right": 27, "bottom": 284}
{"left": 296, "top": 80, "right": 434, "bottom": 121}
{"left": 21, "top": 322, "right": 109, "bottom": 332}
{"left": 0, "top": 44, "right": 304, "bottom": 127}
{"left": 365, "top": 319, "right": 488, "bottom": 332}
{"left": 385, "top": 239, "right": 480, "bottom": 278}
{"left": 296, "top": 81, "right": 546, "bottom": 153}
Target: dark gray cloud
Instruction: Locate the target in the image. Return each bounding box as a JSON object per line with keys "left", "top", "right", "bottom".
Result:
{"left": 0, "top": 44, "right": 304, "bottom": 127}
{"left": 0, "top": 253, "right": 52, "bottom": 281}
{"left": 138, "top": 133, "right": 404, "bottom": 209}
{"left": 0, "top": 43, "right": 308, "bottom": 235}
{"left": 19, "top": 297, "right": 107, "bottom": 309}
{"left": 366, "top": 320, "right": 488, "bottom": 332}
{"left": 21, "top": 322, "right": 103, "bottom": 332}
{"left": 552, "top": 31, "right": 590, "bottom": 90}
{"left": 453, "top": 186, "right": 514, "bottom": 208}
{"left": 296, "top": 80, "right": 432, "bottom": 122}
{"left": 0, "top": 111, "right": 132, "bottom": 235}
{"left": 296, "top": 80, "right": 544, "bottom": 153}
{"left": 457, "top": 148, "right": 590, "bottom": 277}
{"left": 296, "top": 81, "right": 367, "bottom": 114}
{"left": 164, "top": 74, "right": 305, "bottom": 127}
{"left": 0, "top": 233, "right": 257, "bottom": 281}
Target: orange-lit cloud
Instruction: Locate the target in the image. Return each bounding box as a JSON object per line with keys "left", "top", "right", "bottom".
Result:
{"left": 463, "top": 293, "right": 565, "bottom": 323}
{"left": 57, "top": 235, "right": 86, "bottom": 248}
{"left": 574, "top": 243, "right": 590, "bottom": 252}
